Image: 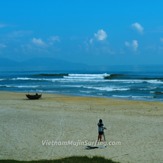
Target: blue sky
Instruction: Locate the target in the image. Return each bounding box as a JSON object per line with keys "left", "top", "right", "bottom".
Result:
{"left": 0, "top": 0, "right": 163, "bottom": 66}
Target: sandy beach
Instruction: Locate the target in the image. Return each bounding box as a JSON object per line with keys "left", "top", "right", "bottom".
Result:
{"left": 0, "top": 91, "right": 163, "bottom": 163}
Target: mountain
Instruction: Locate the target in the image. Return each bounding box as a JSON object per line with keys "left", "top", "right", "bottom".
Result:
{"left": 0, "top": 57, "right": 89, "bottom": 71}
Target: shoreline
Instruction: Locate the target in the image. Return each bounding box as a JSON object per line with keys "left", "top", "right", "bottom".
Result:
{"left": 0, "top": 91, "right": 163, "bottom": 163}
{"left": 1, "top": 90, "right": 163, "bottom": 103}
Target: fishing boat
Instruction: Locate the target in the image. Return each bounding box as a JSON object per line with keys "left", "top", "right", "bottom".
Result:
{"left": 26, "top": 93, "right": 42, "bottom": 100}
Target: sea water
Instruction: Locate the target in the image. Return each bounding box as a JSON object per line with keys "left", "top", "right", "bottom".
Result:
{"left": 0, "top": 67, "right": 163, "bottom": 101}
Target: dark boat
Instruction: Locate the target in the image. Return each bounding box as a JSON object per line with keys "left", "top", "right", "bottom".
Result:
{"left": 26, "top": 93, "right": 42, "bottom": 100}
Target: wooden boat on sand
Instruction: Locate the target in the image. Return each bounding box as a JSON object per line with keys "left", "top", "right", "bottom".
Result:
{"left": 26, "top": 93, "right": 42, "bottom": 100}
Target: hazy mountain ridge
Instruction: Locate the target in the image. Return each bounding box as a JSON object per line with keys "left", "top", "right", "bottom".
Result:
{"left": 0, "top": 57, "right": 89, "bottom": 71}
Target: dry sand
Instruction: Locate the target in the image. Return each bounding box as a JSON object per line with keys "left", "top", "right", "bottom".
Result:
{"left": 0, "top": 91, "right": 163, "bottom": 163}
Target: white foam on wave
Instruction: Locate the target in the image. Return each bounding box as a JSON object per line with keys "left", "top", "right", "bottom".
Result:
{"left": 68, "top": 73, "right": 108, "bottom": 77}
{"left": 64, "top": 73, "right": 109, "bottom": 80}
{"left": 105, "top": 79, "right": 163, "bottom": 84}
{"left": 0, "top": 85, "right": 39, "bottom": 88}
{"left": 0, "top": 85, "right": 13, "bottom": 88}
{"left": 146, "top": 80, "right": 163, "bottom": 84}
{"left": 60, "top": 85, "right": 130, "bottom": 92}
{"left": 11, "top": 75, "right": 163, "bottom": 85}
{"left": 84, "top": 86, "right": 130, "bottom": 92}
{"left": 11, "top": 77, "right": 54, "bottom": 82}
{"left": 12, "top": 77, "right": 32, "bottom": 80}
{"left": 106, "top": 79, "right": 144, "bottom": 83}
{"left": 112, "top": 95, "right": 132, "bottom": 98}
{"left": 131, "top": 95, "right": 153, "bottom": 100}
{"left": 63, "top": 85, "right": 84, "bottom": 88}
{"left": 16, "top": 85, "right": 40, "bottom": 88}
{"left": 51, "top": 78, "right": 107, "bottom": 83}
{"left": 80, "top": 90, "right": 91, "bottom": 94}
{"left": 112, "top": 95, "right": 152, "bottom": 100}
{"left": 139, "top": 86, "right": 157, "bottom": 91}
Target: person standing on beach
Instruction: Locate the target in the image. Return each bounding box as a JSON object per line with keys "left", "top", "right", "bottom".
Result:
{"left": 97, "top": 119, "right": 106, "bottom": 143}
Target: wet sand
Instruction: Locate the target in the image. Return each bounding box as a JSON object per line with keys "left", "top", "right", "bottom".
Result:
{"left": 0, "top": 91, "right": 163, "bottom": 163}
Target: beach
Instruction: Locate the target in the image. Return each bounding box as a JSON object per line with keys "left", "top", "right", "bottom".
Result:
{"left": 0, "top": 91, "right": 163, "bottom": 163}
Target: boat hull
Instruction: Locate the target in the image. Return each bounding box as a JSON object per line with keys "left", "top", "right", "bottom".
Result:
{"left": 26, "top": 94, "right": 42, "bottom": 100}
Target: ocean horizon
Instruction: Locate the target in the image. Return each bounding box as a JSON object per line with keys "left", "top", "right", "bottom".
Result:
{"left": 0, "top": 66, "right": 163, "bottom": 102}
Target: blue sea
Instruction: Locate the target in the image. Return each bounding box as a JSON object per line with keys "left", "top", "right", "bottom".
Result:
{"left": 0, "top": 67, "right": 163, "bottom": 101}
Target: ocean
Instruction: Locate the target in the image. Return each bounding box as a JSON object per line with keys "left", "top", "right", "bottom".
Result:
{"left": 0, "top": 68, "right": 163, "bottom": 101}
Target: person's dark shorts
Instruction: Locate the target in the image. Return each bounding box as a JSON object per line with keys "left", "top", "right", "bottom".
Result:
{"left": 98, "top": 131, "right": 104, "bottom": 135}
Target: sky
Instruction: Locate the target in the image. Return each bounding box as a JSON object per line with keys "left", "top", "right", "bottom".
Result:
{"left": 0, "top": 0, "right": 163, "bottom": 66}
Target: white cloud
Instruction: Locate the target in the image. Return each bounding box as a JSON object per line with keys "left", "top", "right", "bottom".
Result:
{"left": 160, "top": 38, "right": 163, "bottom": 43}
{"left": 125, "top": 40, "right": 138, "bottom": 51}
{"left": 132, "top": 22, "right": 144, "bottom": 33}
{"left": 0, "top": 43, "right": 6, "bottom": 48}
{"left": 89, "top": 29, "right": 108, "bottom": 44}
{"left": 48, "top": 36, "right": 60, "bottom": 45}
{"left": 89, "top": 38, "right": 93, "bottom": 44}
{"left": 132, "top": 40, "right": 138, "bottom": 51}
{"left": 8, "top": 30, "right": 32, "bottom": 38}
{"left": 124, "top": 41, "right": 130, "bottom": 47}
{"left": 0, "top": 23, "right": 7, "bottom": 28}
{"left": 32, "top": 38, "right": 46, "bottom": 47}
{"left": 49, "top": 36, "right": 60, "bottom": 42}
{"left": 94, "top": 29, "right": 107, "bottom": 41}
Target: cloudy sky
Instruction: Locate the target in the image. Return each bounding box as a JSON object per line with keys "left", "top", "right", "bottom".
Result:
{"left": 0, "top": 0, "right": 163, "bottom": 66}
